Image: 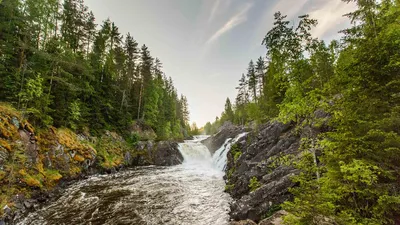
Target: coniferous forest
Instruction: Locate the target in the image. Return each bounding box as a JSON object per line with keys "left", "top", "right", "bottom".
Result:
{"left": 0, "top": 0, "right": 190, "bottom": 139}
{"left": 0, "top": 0, "right": 400, "bottom": 224}
{"left": 206, "top": 1, "right": 400, "bottom": 224}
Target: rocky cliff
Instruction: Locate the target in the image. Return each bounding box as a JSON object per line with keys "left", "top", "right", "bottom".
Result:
{"left": 223, "top": 122, "right": 301, "bottom": 223}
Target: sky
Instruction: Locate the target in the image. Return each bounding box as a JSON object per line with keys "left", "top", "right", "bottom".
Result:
{"left": 84, "top": 0, "right": 357, "bottom": 127}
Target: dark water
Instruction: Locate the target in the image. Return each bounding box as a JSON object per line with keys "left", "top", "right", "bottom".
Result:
{"left": 17, "top": 140, "right": 232, "bottom": 225}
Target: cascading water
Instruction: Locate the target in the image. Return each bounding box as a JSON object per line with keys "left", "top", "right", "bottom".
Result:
{"left": 178, "top": 132, "right": 247, "bottom": 171}
{"left": 17, "top": 135, "right": 247, "bottom": 225}
{"left": 178, "top": 141, "right": 212, "bottom": 164}
{"left": 212, "top": 133, "right": 248, "bottom": 171}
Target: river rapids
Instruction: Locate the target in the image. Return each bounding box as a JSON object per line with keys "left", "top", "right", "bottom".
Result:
{"left": 17, "top": 135, "right": 245, "bottom": 225}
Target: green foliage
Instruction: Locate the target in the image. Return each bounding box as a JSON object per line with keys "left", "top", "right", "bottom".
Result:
{"left": 233, "top": 151, "right": 242, "bottom": 163}
{"left": 225, "top": 184, "right": 235, "bottom": 192}
{"left": 267, "top": 153, "right": 294, "bottom": 173}
{"left": 125, "top": 132, "right": 139, "bottom": 148}
{"left": 208, "top": 1, "right": 400, "bottom": 223}
{"left": 262, "top": 205, "right": 282, "bottom": 219}
{"left": 231, "top": 143, "right": 242, "bottom": 163}
{"left": 227, "top": 167, "right": 235, "bottom": 180}
{"left": 0, "top": 0, "right": 190, "bottom": 139}
{"left": 249, "top": 176, "right": 261, "bottom": 192}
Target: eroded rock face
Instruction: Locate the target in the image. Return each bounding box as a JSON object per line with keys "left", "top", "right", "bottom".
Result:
{"left": 225, "top": 122, "right": 300, "bottom": 223}
{"left": 152, "top": 141, "right": 183, "bottom": 166}
{"left": 136, "top": 141, "right": 183, "bottom": 166}
{"left": 202, "top": 122, "right": 248, "bottom": 154}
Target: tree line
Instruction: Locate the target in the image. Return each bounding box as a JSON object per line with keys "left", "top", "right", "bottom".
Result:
{"left": 206, "top": 0, "right": 400, "bottom": 224}
{"left": 0, "top": 0, "right": 191, "bottom": 139}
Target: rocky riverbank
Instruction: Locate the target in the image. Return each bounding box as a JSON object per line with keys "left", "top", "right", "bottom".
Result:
{"left": 225, "top": 122, "right": 300, "bottom": 223}
{"left": 0, "top": 104, "right": 183, "bottom": 224}
{"left": 204, "top": 121, "right": 301, "bottom": 224}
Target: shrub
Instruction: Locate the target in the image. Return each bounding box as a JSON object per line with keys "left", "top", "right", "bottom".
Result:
{"left": 249, "top": 176, "right": 261, "bottom": 192}
{"left": 225, "top": 184, "right": 235, "bottom": 192}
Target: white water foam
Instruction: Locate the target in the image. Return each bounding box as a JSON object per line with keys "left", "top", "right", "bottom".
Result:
{"left": 212, "top": 132, "right": 248, "bottom": 171}
{"left": 178, "top": 133, "right": 248, "bottom": 171}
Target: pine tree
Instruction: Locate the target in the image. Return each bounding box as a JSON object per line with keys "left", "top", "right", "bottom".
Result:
{"left": 223, "top": 98, "right": 234, "bottom": 122}
{"left": 246, "top": 60, "right": 257, "bottom": 102}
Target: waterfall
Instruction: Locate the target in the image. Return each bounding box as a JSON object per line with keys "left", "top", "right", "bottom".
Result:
{"left": 212, "top": 132, "right": 248, "bottom": 171}
{"left": 178, "top": 140, "right": 212, "bottom": 164}
{"left": 178, "top": 133, "right": 247, "bottom": 171}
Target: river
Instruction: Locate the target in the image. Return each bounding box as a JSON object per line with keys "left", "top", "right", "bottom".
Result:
{"left": 16, "top": 136, "right": 242, "bottom": 225}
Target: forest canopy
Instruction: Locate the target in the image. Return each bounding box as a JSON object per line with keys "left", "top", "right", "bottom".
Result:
{"left": 0, "top": 0, "right": 191, "bottom": 140}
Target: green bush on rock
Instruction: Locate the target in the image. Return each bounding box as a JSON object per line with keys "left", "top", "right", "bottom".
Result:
{"left": 249, "top": 177, "right": 261, "bottom": 192}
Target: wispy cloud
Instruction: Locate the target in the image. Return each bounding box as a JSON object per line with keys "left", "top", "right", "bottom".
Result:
{"left": 208, "top": 0, "right": 221, "bottom": 23}
{"left": 309, "top": 0, "right": 357, "bottom": 39}
{"left": 206, "top": 3, "right": 253, "bottom": 45}
{"left": 254, "top": 0, "right": 356, "bottom": 45}
{"left": 270, "top": 0, "right": 309, "bottom": 19}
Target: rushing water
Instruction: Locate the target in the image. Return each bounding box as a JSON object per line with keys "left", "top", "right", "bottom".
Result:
{"left": 212, "top": 133, "right": 248, "bottom": 171}
{"left": 17, "top": 135, "right": 245, "bottom": 225}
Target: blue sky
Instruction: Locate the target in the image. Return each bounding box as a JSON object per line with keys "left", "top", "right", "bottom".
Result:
{"left": 85, "top": 0, "right": 356, "bottom": 126}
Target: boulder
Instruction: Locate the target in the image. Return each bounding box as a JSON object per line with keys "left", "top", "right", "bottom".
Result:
{"left": 202, "top": 122, "right": 248, "bottom": 154}
{"left": 225, "top": 122, "right": 300, "bottom": 222}
{"left": 137, "top": 141, "right": 183, "bottom": 166}
{"left": 152, "top": 141, "right": 184, "bottom": 166}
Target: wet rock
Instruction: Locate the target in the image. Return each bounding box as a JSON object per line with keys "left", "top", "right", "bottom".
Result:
{"left": 152, "top": 141, "right": 183, "bottom": 166}
{"left": 137, "top": 140, "right": 154, "bottom": 151}
{"left": 136, "top": 140, "right": 183, "bottom": 166}
{"left": 124, "top": 152, "right": 132, "bottom": 165}
{"left": 229, "top": 219, "right": 257, "bottom": 225}
{"left": 3, "top": 205, "right": 12, "bottom": 216}
{"left": 202, "top": 122, "right": 248, "bottom": 154}
{"left": 185, "top": 135, "right": 194, "bottom": 140}
{"left": 33, "top": 204, "right": 40, "bottom": 210}
{"left": 225, "top": 121, "right": 300, "bottom": 222}
{"left": 23, "top": 200, "right": 33, "bottom": 209}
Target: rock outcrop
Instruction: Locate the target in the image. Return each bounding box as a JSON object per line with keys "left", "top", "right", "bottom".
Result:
{"left": 225, "top": 122, "right": 300, "bottom": 223}
{"left": 202, "top": 122, "right": 248, "bottom": 154}
{"left": 136, "top": 141, "right": 183, "bottom": 166}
